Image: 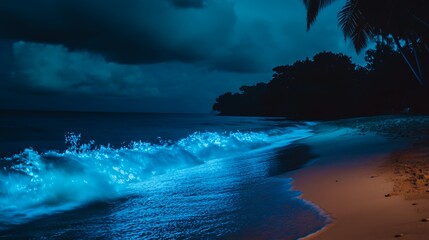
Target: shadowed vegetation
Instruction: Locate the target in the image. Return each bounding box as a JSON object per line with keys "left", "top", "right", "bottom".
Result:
{"left": 303, "top": 0, "right": 429, "bottom": 85}
{"left": 213, "top": 41, "right": 429, "bottom": 120}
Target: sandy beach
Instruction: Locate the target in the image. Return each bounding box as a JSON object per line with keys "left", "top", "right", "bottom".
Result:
{"left": 291, "top": 119, "right": 429, "bottom": 240}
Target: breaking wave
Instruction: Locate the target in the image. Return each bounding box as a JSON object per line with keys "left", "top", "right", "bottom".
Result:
{"left": 0, "top": 127, "right": 313, "bottom": 226}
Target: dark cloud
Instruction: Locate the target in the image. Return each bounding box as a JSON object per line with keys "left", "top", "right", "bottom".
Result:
{"left": 0, "top": 0, "right": 363, "bottom": 74}
{"left": 0, "top": 0, "right": 236, "bottom": 66}
{"left": 169, "top": 0, "right": 206, "bottom": 8}
{"left": 8, "top": 42, "right": 160, "bottom": 97}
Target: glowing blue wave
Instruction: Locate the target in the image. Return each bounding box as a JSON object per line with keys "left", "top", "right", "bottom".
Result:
{"left": 0, "top": 127, "right": 313, "bottom": 226}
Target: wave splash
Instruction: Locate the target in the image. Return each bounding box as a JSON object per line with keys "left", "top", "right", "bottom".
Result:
{"left": 0, "top": 127, "right": 312, "bottom": 225}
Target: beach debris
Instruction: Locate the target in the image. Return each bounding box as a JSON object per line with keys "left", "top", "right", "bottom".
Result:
{"left": 394, "top": 233, "right": 404, "bottom": 238}
{"left": 385, "top": 193, "right": 392, "bottom": 197}
{"left": 421, "top": 218, "right": 429, "bottom": 222}
{"left": 412, "top": 203, "right": 418, "bottom": 206}
{"left": 370, "top": 175, "right": 376, "bottom": 178}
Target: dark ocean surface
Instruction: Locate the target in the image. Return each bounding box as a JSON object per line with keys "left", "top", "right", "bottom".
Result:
{"left": 0, "top": 110, "right": 328, "bottom": 239}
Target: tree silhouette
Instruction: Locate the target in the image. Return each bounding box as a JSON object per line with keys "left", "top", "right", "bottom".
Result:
{"left": 213, "top": 48, "right": 429, "bottom": 119}
{"left": 303, "top": 0, "right": 429, "bottom": 85}
{"left": 214, "top": 52, "right": 365, "bottom": 119}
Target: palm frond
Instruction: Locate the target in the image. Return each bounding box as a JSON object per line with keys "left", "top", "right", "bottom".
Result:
{"left": 338, "top": 0, "right": 359, "bottom": 39}
{"left": 304, "top": 0, "right": 338, "bottom": 29}
{"left": 351, "top": 22, "right": 374, "bottom": 53}
{"left": 338, "top": 0, "right": 374, "bottom": 53}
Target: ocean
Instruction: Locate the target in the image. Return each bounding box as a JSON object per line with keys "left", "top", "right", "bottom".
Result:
{"left": 0, "top": 110, "right": 329, "bottom": 239}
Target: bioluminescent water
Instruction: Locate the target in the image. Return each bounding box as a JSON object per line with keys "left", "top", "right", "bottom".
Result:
{"left": 0, "top": 111, "right": 329, "bottom": 239}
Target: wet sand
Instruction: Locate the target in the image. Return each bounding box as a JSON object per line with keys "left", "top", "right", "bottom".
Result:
{"left": 291, "top": 121, "right": 429, "bottom": 240}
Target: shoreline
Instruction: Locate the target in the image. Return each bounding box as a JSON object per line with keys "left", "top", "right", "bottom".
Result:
{"left": 290, "top": 121, "right": 429, "bottom": 239}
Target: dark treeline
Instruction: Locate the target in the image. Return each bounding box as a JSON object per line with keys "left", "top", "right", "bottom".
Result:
{"left": 212, "top": 40, "right": 429, "bottom": 120}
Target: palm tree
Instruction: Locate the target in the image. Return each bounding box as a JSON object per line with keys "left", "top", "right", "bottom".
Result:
{"left": 303, "top": 0, "right": 429, "bottom": 85}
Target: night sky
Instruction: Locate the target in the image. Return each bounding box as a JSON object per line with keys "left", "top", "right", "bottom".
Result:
{"left": 0, "top": 0, "right": 366, "bottom": 113}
